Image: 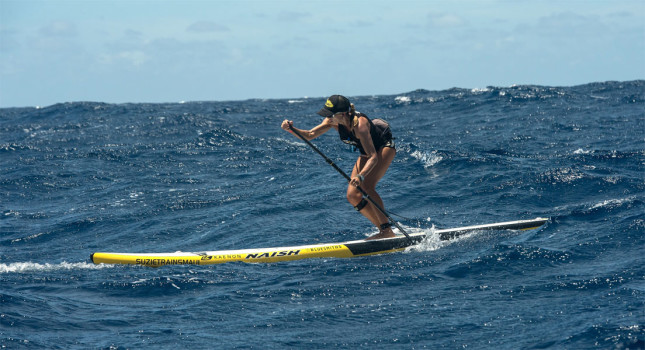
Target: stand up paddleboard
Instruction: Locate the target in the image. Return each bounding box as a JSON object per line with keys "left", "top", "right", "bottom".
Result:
{"left": 90, "top": 217, "right": 548, "bottom": 267}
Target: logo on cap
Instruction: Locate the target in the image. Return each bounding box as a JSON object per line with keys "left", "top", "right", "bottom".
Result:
{"left": 325, "top": 99, "right": 334, "bottom": 108}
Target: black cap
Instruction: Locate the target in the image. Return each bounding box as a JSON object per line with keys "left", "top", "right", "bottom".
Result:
{"left": 316, "top": 95, "right": 351, "bottom": 118}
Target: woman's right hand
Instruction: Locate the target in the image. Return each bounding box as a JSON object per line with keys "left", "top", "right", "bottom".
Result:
{"left": 281, "top": 119, "right": 293, "bottom": 131}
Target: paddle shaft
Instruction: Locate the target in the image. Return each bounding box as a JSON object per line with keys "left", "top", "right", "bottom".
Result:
{"left": 288, "top": 126, "right": 412, "bottom": 242}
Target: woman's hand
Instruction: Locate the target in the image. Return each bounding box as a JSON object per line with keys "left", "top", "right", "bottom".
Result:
{"left": 350, "top": 174, "right": 365, "bottom": 187}
{"left": 281, "top": 120, "right": 293, "bottom": 131}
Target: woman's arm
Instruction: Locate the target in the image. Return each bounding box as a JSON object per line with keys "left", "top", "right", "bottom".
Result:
{"left": 352, "top": 118, "right": 379, "bottom": 182}
{"left": 281, "top": 118, "right": 333, "bottom": 140}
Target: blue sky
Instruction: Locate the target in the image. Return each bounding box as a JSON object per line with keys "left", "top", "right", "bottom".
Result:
{"left": 1, "top": 0, "right": 643, "bottom": 107}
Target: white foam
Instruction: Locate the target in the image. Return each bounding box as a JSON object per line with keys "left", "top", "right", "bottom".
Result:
{"left": 405, "top": 226, "right": 449, "bottom": 253}
{"left": 276, "top": 137, "right": 308, "bottom": 148}
{"left": 411, "top": 150, "right": 443, "bottom": 168}
{"left": 407, "top": 225, "right": 485, "bottom": 254}
{"left": 10, "top": 232, "right": 47, "bottom": 243}
{"left": 362, "top": 224, "right": 454, "bottom": 253}
{"left": 573, "top": 148, "right": 592, "bottom": 154}
{"left": 590, "top": 197, "right": 634, "bottom": 210}
{"left": 395, "top": 96, "right": 411, "bottom": 103}
{"left": 0, "top": 261, "right": 112, "bottom": 274}
{"left": 471, "top": 87, "right": 491, "bottom": 94}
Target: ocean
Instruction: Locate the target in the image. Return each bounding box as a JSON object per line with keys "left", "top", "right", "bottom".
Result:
{"left": 1, "top": 80, "right": 643, "bottom": 349}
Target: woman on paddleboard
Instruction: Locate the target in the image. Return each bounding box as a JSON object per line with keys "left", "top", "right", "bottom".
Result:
{"left": 281, "top": 95, "right": 396, "bottom": 240}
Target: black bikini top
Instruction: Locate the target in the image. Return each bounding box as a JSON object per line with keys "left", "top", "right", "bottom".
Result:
{"left": 337, "top": 112, "right": 392, "bottom": 155}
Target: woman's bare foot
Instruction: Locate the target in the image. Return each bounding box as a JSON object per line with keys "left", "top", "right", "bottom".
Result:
{"left": 366, "top": 227, "right": 396, "bottom": 240}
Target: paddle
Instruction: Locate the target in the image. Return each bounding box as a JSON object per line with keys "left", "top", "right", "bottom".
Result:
{"left": 288, "top": 126, "right": 413, "bottom": 243}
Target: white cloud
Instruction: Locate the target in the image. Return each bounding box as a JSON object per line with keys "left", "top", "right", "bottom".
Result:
{"left": 187, "top": 21, "right": 229, "bottom": 33}
{"left": 39, "top": 21, "right": 77, "bottom": 37}
{"left": 427, "top": 13, "right": 466, "bottom": 28}
{"left": 2, "top": 0, "right": 643, "bottom": 107}
{"left": 276, "top": 11, "right": 312, "bottom": 22}
{"left": 98, "top": 50, "right": 148, "bottom": 67}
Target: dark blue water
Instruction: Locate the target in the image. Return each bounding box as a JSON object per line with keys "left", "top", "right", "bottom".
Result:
{"left": 1, "top": 81, "right": 643, "bottom": 349}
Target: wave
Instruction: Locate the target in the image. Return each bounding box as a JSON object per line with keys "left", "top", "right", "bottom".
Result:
{"left": 561, "top": 324, "right": 644, "bottom": 349}
{"left": 410, "top": 150, "right": 443, "bottom": 168}
{"left": 405, "top": 228, "right": 452, "bottom": 253}
{"left": 589, "top": 196, "right": 639, "bottom": 211}
{"left": 0, "top": 261, "right": 112, "bottom": 274}
{"left": 0, "top": 80, "right": 642, "bottom": 349}
{"left": 553, "top": 196, "right": 642, "bottom": 219}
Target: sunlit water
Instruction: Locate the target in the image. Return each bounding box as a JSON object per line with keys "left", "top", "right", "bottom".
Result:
{"left": 1, "top": 81, "right": 643, "bottom": 349}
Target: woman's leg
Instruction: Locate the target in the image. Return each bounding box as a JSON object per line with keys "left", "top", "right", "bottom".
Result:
{"left": 346, "top": 147, "right": 396, "bottom": 238}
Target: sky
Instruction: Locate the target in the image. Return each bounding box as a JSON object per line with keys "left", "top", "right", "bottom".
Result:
{"left": 1, "top": 0, "right": 644, "bottom": 108}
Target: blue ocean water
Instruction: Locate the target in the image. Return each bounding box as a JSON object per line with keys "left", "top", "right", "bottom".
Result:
{"left": 1, "top": 81, "right": 643, "bottom": 349}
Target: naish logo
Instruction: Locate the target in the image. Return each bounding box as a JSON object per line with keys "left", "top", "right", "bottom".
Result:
{"left": 325, "top": 99, "right": 334, "bottom": 108}
{"left": 245, "top": 250, "right": 301, "bottom": 259}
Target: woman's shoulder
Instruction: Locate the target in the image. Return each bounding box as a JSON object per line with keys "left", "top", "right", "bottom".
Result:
{"left": 357, "top": 112, "right": 374, "bottom": 125}
{"left": 356, "top": 112, "right": 374, "bottom": 125}
{"left": 355, "top": 115, "right": 372, "bottom": 134}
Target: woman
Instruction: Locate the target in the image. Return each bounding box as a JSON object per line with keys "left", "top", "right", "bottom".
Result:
{"left": 281, "top": 95, "right": 397, "bottom": 240}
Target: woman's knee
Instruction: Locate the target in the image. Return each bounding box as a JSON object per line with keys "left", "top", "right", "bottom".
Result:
{"left": 346, "top": 187, "right": 362, "bottom": 204}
